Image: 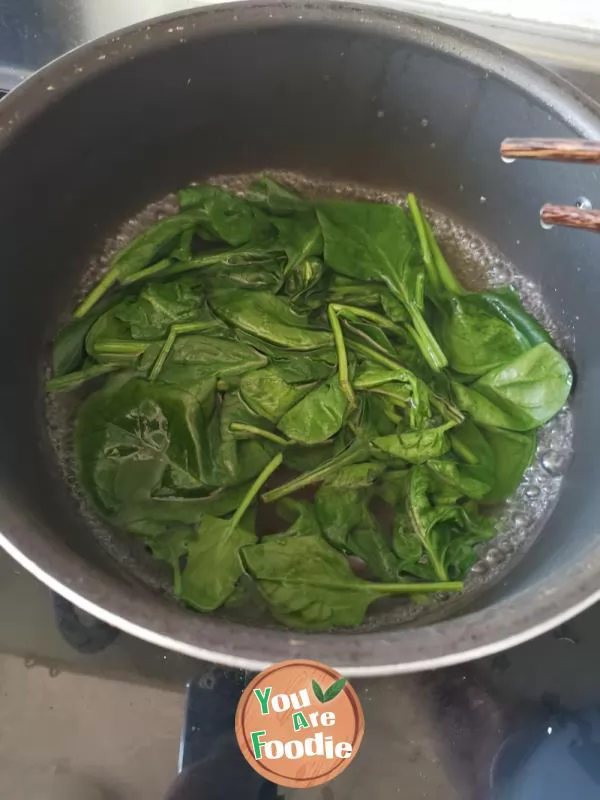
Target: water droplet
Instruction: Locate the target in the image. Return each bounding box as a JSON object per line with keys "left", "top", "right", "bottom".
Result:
{"left": 498, "top": 540, "right": 515, "bottom": 555}
{"left": 377, "top": 110, "right": 385, "bottom": 118}
{"left": 575, "top": 196, "right": 592, "bottom": 210}
{"left": 539, "top": 207, "right": 554, "bottom": 229}
{"left": 49, "top": 666, "right": 60, "bottom": 678}
{"left": 46, "top": 85, "right": 55, "bottom": 91}
{"left": 501, "top": 156, "right": 516, "bottom": 164}
{"left": 24, "top": 658, "right": 36, "bottom": 668}
{"left": 511, "top": 512, "right": 529, "bottom": 529}
{"left": 486, "top": 548, "right": 504, "bottom": 565}
{"left": 459, "top": 184, "right": 465, "bottom": 192}
{"left": 541, "top": 450, "right": 565, "bottom": 476}
{"left": 430, "top": 142, "right": 436, "bottom": 149}
{"left": 470, "top": 561, "right": 488, "bottom": 574}
{"left": 420, "top": 117, "right": 429, "bottom": 127}
{"left": 97, "top": 54, "right": 106, "bottom": 61}
{"left": 480, "top": 196, "right": 487, "bottom": 204}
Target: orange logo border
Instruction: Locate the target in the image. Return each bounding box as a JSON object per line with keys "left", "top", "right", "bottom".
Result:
{"left": 235, "top": 659, "right": 364, "bottom": 789}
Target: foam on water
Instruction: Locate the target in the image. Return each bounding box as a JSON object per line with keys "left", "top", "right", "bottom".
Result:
{"left": 45, "top": 172, "right": 574, "bottom": 630}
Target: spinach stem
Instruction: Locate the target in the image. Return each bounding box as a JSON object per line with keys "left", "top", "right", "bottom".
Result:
{"left": 384, "top": 406, "right": 403, "bottom": 425}
{"left": 449, "top": 433, "right": 479, "bottom": 465}
{"left": 120, "top": 258, "right": 172, "bottom": 286}
{"left": 149, "top": 321, "right": 216, "bottom": 381}
{"left": 262, "top": 442, "right": 368, "bottom": 503}
{"left": 408, "top": 307, "right": 448, "bottom": 370}
{"left": 93, "top": 339, "right": 153, "bottom": 355}
{"left": 431, "top": 394, "right": 464, "bottom": 425}
{"left": 46, "top": 363, "right": 121, "bottom": 392}
{"left": 407, "top": 478, "right": 450, "bottom": 582}
{"left": 407, "top": 193, "right": 438, "bottom": 293}
{"left": 73, "top": 267, "right": 119, "bottom": 319}
{"left": 348, "top": 340, "right": 405, "bottom": 371}
{"left": 149, "top": 329, "right": 177, "bottom": 381}
{"left": 173, "top": 566, "right": 183, "bottom": 597}
{"left": 258, "top": 577, "right": 463, "bottom": 594}
{"left": 344, "top": 325, "right": 397, "bottom": 359}
{"left": 423, "top": 217, "right": 464, "bottom": 295}
{"left": 230, "top": 452, "right": 283, "bottom": 530}
{"left": 327, "top": 304, "right": 355, "bottom": 409}
{"left": 331, "top": 303, "right": 405, "bottom": 336}
{"left": 229, "top": 423, "right": 290, "bottom": 447}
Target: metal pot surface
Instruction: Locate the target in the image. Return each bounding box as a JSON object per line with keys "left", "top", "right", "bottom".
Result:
{"left": 0, "top": 2, "right": 598, "bottom": 675}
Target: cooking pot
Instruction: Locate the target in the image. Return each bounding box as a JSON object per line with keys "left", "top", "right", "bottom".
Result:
{"left": 0, "top": 1, "right": 598, "bottom": 676}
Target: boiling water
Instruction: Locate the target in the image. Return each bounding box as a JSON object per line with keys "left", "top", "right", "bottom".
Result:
{"left": 45, "top": 172, "right": 574, "bottom": 629}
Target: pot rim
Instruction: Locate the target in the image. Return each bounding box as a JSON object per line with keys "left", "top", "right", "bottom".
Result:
{"left": 1, "top": 0, "right": 599, "bottom": 676}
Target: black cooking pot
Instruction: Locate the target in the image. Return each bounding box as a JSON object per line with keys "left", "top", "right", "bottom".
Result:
{"left": 0, "top": 2, "right": 598, "bottom": 675}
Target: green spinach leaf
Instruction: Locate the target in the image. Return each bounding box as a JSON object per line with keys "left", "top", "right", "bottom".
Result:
{"left": 241, "top": 535, "right": 461, "bottom": 629}
{"left": 277, "top": 377, "right": 348, "bottom": 444}
{"left": 210, "top": 289, "right": 332, "bottom": 351}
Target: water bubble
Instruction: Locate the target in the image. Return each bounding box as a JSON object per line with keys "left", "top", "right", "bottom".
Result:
{"left": 486, "top": 548, "right": 505, "bottom": 565}
{"left": 525, "top": 485, "right": 541, "bottom": 499}
{"left": 430, "top": 142, "right": 436, "bottom": 149}
{"left": 498, "top": 540, "right": 515, "bottom": 555}
{"left": 24, "top": 657, "right": 36, "bottom": 668}
{"left": 541, "top": 450, "right": 566, "bottom": 476}
{"left": 511, "top": 512, "right": 530, "bottom": 530}
{"left": 575, "top": 196, "right": 592, "bottom": 210}
{"left": 459, "top": 184, "right": 465, "bottom": 192}
{"left": 501, "top": 156, "right": 516, "bottom": 164}
{"left": 480, "top": 196, "right": 487, "bottom": 204}
{"left": 377, "top": 110, "right": 385, "bottom": 118}
{"left": 420, "top": 117, "right": 429, "bottom": 127}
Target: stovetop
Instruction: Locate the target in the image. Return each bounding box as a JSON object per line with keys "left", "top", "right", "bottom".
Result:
{"left": 2, "top": 3, "right": 600, "bottom": 798}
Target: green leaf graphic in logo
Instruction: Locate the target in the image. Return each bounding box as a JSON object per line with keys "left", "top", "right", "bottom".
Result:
{"left": 312, "top": 677, "right": 348, "bottom": 703}
{"left": 312, "top": 679, "right": 326, "bottom": 703}
{"left": 323, "top": 677, "right": 348, "bottom": 702}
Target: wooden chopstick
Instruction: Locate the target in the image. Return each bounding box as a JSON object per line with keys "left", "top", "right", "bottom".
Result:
{"left": 541, "top": 204, "right": 600, "bottom": 232}
{"left": 498, "top": 138, "right": 600, "bottom": 232}
{"left": 501, "top": 138, "right": 600, "bottom": 164}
